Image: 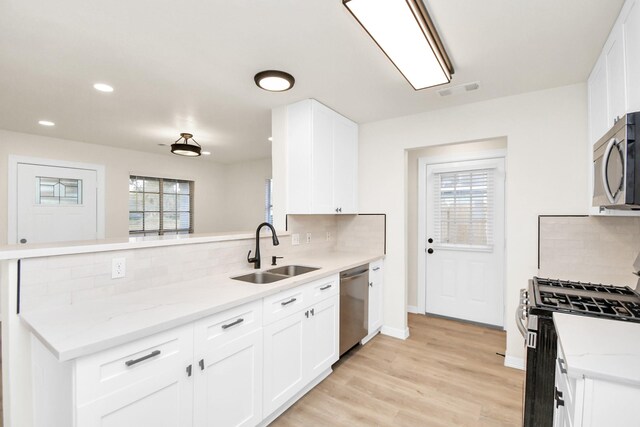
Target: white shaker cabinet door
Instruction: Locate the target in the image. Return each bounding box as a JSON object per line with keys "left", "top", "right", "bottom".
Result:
{"left": 306, "top": 295, "right": 340, "bottom": 381}
{"left": 263, "top": 311, "right": 307, "bottom": 415}
{"left": 605, "top": 24, "right": 627, "bottom": 126}
{"left": 76, "top": 326, "right": 194, "bottom": 427}
{"left": 368, "top": 260, "right": 384, "bottom": 334}
{"left": 332, "top": 114, "right": 358, "bottom": 214}
{"left": 192, "top": 301, "right": 263, "bottom": 427}
{"left": 311, "top": 100, "right": 336, "bottom": 214}
{"left": 588, "top": 53, "right": 609, "bottom": 144}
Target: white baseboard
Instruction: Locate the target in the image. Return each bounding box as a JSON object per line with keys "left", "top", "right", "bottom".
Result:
{"left": 504, "top": 355, "right": 525, "bottom": 371}
{"left": 407, "top": 305, "right": 420, "bottom": 314}
{"left": 380, "top": 325, "right": 410, "bottom": 340}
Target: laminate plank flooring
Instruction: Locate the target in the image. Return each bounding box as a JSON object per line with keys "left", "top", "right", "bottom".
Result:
{"left": 272, "top": 314, "right": 524, "bottom": 427}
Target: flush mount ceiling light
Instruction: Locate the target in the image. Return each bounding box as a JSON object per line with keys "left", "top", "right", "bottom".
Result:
{"left": 254, "top": 70, "right": 295, "bottom": 92}
{"left": 171, "top": 133, "right": 201, "bottom": 157}
{"left": 343, "top": 0, "right": 454, "bottom": 90}
{"left": 93, "top": 83, "right": 114, "bottom": 93}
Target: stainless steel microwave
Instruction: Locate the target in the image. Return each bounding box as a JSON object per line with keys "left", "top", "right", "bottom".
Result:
{"left": 593, "top": 112, "right": 640, "bottom": 209}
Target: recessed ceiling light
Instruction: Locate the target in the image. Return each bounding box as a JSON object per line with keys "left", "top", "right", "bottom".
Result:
{"left": 254, "top": 70, "right": 295, "bottom": 92}
{"left": 93, "top": 83, "right": 114, "bottom": 93}
{"left": 38, "top": 120, "right": 55, "bottom": 126}
{"left": 268, "top": 137, "right": 273, "bottom": 142}
{"left": 202, "top": 151, "right": 211, "bottom": 155}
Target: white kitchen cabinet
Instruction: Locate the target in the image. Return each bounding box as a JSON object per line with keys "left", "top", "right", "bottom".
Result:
{"left": 263, "top": 277, "right": 340, "bottom": 417}
{"left": 368, "top": 259, "right": 383, "bottom": 335}
{"left": 285, "top": 99, "right": 358, "bottom": 215}
{"left": 74, "top": 325, "right": 195, "bottom": 427}
{"left": 624, "top": 0, "right": 640, "bottom": 113}
{"left": 605, "top": 24, "right": 627, "bottom": 127}
{"left": 32, "top": 301, "right": 264, "bottom": 427}
{"left": 587, "top": 53, "right": 609, "bottom": 144}
{"left": 193, "top": 301, "right": 263, "bottom": 427}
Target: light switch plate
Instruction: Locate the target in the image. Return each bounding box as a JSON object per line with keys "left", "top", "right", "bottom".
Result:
{"left": 292, "top": 233, "right": 300, "bottom": 245}
{"left": 112, "top": 257, "right": 126, "bottom": 279}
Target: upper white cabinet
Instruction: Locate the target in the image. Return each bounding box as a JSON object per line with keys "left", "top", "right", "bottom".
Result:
{"left": 624, "top": 0, "right": 640, "bottom": 112}
{"left": 282, "top": 99, "right": 358, "bottom": 215}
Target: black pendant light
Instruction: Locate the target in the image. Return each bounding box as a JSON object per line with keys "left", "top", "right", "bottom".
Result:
{"left": 171, "top": 133, "right": 201, "bottom": 157}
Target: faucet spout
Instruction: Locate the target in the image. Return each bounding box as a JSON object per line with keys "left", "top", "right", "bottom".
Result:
{"left": 247, "top": 222, "right": 279, "bottom": 269}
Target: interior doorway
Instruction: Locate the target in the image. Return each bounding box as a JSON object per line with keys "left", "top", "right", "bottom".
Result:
{"left": 411, "top": 140, "right": 507, "bottom": 327}
{"left": 8, "top": 156, "right": 105, "bottom": 244}
{"left": 424, "top": 157, "right": 505, "bottom": 326}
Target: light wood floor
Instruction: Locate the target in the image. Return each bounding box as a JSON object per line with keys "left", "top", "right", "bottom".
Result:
{"left": 272, "top": 314, "right": 524, "bottom": 427}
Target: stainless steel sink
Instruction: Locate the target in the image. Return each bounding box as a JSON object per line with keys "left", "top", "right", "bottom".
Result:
{"left": 231, "top": 265, "right": 320, "bottom": 284}
{"left": 231, "top": 272, "right": 287, "bottom": 284}
{"left": 266, "top": 265, "right": 320, "bottom": 277}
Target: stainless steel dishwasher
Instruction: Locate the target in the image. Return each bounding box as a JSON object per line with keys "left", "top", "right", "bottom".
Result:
{"left": 339, "top": 264, "right": 369, "bottom": 356}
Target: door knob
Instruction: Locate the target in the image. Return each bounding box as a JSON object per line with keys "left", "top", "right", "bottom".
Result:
{"left": 19, "top": 238, "right": 27, "bottom": 244}
{"left": 427, "top": 248, "right": 434, "bottom": 254}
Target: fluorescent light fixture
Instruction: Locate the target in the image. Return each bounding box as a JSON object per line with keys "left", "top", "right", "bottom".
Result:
{"left": 38, "top": 120, "right": 55, "bottom": 126}
{"left": 254, "top": 70, "right": 295, "bottom": 92}
{"left": 343, "top": 0, "right": 454, "bottom": 90}
{"left": 93, "top": 83, "right": 114, "bottom": 93}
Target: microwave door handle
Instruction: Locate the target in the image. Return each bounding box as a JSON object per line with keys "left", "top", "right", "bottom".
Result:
{"left": 602, "top": 137, "right": 618, "bottom": 204}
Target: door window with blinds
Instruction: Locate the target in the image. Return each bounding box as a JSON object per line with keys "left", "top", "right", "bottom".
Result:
{"left": 432, "top": 168, "right": 494, "bottom": 250}
{"left": 129, "top": 176, "right": 194, "bottom": 236}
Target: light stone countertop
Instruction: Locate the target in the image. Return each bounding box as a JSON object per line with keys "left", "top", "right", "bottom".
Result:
{"left": 553, "top": 312, "right": 640, "bottom": 386}
{"left": 20, "top": 251, "right": 383, "bottom": 362}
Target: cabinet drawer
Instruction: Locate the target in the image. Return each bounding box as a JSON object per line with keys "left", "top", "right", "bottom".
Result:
{"left": 263, "top": 285, "right": 308, "bottom": 325}
{"left": 306, "top": 275, "right": 339, "bottom": 305}
{"left": 75, "top": 324, "right": 193, "bottom": 406}
{"left": 194, "top": 300, "right": 262, "bottom": 350}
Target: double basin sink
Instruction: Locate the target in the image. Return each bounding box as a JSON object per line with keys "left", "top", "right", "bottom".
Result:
{"left": 232, "top": 265, "right": 319, "bottom": 284}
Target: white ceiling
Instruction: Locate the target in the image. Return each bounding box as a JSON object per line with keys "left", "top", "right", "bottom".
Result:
{"left": 0, "top": 0, "right": 625, "bottom": 163}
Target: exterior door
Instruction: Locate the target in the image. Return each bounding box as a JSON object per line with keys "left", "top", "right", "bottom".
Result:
{"left": 425, "top": 158, "right": 505, "bottom": 327}
{"left": 16, "top": 163, "right": 98, "bottom": 244}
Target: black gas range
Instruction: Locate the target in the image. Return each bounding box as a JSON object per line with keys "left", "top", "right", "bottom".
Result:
{"left": 519, "top": 277, "right": 640, "bottom": 426}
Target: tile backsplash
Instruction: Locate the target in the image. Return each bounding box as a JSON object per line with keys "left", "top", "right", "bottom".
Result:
{"left": 538, "top": 216, "right": 640, "bottom": 287}
{"left": 20, "top": 214, "right": 386, "bottom": 313}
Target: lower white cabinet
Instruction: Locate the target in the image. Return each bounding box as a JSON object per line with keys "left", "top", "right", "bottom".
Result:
{"left": 263, "top": 277, "right": 340, "bottom": 417}
{"left": 73, "top": 325, "right": 195, "bottom": 427}
{"left": 368, "top": 260, "right": 383, "bottom": 334}
{"left": 33, "top": 300, "right": 263, "bottom": 427}
{"left": 31, "top": 275, "right": 342, "bottom": 427}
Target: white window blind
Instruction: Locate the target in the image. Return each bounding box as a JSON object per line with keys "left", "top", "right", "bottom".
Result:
{"left": 433, "top": 168, "right": 494, "bottom": 248}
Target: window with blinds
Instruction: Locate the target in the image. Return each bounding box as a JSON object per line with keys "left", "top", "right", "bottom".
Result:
{"left": 129, "top": 175, "right": 194, "bottom": 236}
{"left": 433, "top": 169, "right": 494, "bottom": 249}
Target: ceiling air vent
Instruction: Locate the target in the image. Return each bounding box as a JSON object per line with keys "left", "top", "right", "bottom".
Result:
{"left": 438, "top": 81, "right": 480, "bottom": 97}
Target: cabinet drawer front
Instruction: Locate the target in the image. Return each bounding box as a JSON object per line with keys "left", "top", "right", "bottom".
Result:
{"left": 76, "top": 325, "right": 193, "bottom": 405}
{"left": 307, "top": 275, "right": 339, "bottom": 305}
{"left": 263, "top": 286, "right": 307, "bottom": 325}
{"left": 195, "top": 300, "right": 262, "bottom": 350}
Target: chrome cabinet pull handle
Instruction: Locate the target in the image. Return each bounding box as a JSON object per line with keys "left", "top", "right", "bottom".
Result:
{"left": 186, "top": 364, "right": 192, "bottom": 377}
{"left": 221, "top": 318, "right": 244, "bottom": 330}
{"left": 320, "top": 285, "right": 332, "bottom": 290}
{"left": 372, "top": 267, "right": 380, "bottom": 271}
{"left": 558, "top": 358, "right": 567, "bottom": 374}
{"left": 310, "top": 308, "right": 315, "bottom": 316}
{"left": 125, "top": 350, "right": 161, "bottom": 367}
{"left": 199, "top": 359, "right": 205, "bottom": 371}
{"left": 281, "top": 298, "right": 296, "bottom": 306}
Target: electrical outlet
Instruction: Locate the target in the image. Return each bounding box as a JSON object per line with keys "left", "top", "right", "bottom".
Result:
{"left": 292, "top": 233, "right": 300, "bottom": 246}
{"left": 112, "top": 257, "right": 126, "bottom": 279}
{"left": 326, "top": 231, "right": 332, "bottom": 241}
{"left": 306, "top": 232, "right": 312, "bottom": 244}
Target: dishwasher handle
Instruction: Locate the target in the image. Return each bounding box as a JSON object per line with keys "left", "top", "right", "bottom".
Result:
{"left": 340, "top": 269, "right": 368, "bottom": 280}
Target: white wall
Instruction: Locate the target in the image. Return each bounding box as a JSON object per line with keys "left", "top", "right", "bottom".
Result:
{"left": 220, "top": 158, "right": 272, "bottom": 231}
{"left": 0, "top": 129, "right": 271, "bottom": 244}
{"left": 358, "top": 83, "right": 588, "bottom": 362}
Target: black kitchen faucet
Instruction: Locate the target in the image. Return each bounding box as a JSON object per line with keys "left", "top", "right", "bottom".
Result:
{"left": 247, "top": 222, "right": 279, "bottom": 269}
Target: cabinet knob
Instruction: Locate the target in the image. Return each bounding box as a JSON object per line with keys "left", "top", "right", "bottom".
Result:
{"left": 19, "top": 238, "right": 27, "bottom": 244}
{"left": 427, "top": 248, "right": 434, "bottom": 254}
